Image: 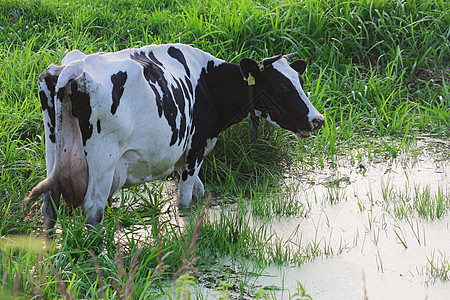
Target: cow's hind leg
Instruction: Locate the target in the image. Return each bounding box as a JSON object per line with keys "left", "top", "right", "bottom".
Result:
{"left": 82, "top": 170, "right": 117, "bottom": 228}
{"left": 42, "top": 187, "right": 60, "bottom": 236}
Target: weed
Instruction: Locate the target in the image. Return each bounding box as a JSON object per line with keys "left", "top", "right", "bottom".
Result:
{"left": 325, "top": 187, "right": 347, "bottom": 205}
{"left": 290, "top": 282, "right": 312, "bottom": 300}
{"left": 385, "top": 185, "right": 450, "bottom": 221}
{"left": 425, "top": 250, "right": 450, "bottom": 284}
{"left": 250, "top": 182, "right": 308, "bottom": 218}
{"left": 216, "top": 281, "right": 233, "bottom": 299}
{"left": 174, "top": 273, "right": 197, "bottom": 299}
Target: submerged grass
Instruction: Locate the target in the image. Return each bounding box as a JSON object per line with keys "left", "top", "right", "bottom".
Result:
{"left": 384, "top": 185, "right": 450, "bottom": 221}
{"left": 426, "top": 250, "right": 450, "bottom": 284}
{"left": 0, "top": 0, "right": 449, "bottom": 298}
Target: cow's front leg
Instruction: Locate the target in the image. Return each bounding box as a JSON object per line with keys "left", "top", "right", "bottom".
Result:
{"left": 178, "top": 164, "right": 204, "bottom": 209}
{"left": 193, "top": 175, "right": 205, "bottom": 199}
{"left": 178, "top": 136, "right": 216, "bottom": 208}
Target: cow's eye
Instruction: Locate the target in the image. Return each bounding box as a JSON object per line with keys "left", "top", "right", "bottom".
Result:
{"left": 280, "top": 84, "right": 288, "bottom": 92}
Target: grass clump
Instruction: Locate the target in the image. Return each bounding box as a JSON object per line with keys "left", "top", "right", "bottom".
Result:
{"left": 426, "top": 250, "right": 450, "bottom": 284}
{"left": 384, "top": 185, "right": 450, "bottom": 221}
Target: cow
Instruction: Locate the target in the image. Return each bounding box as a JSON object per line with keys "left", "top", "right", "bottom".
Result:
{"left": 26, "top": 43, "right": 324, "bottom": 232}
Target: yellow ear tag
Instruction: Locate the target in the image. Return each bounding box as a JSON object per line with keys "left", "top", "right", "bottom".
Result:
{"left": 247, "top": 73, "right": 256, "bottom": 86}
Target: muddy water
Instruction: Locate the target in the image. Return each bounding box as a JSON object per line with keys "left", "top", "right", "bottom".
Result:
{"left": 254, "top": 152, "right": 450, "bottom": 299}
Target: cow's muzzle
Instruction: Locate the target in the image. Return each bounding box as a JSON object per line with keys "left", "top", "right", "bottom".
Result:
{"left": 297, "top": 130, "right": 311, "bottom": 138}
{"left": 296, "top": 116, "right": 325, "bottom": 139}
{"left": 310, "top": 116, "right": 325, "bottom": 132}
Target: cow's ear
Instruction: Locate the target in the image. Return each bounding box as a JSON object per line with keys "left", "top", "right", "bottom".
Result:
{"left": 290, "top": 59, "right": 307, "bottom": 75}
{"left": 239, "top": 58, "right": 260, "bottom": 79}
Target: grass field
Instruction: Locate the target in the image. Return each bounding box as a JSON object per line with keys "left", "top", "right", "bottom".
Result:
{"left": 0, "top": 0, "right": 449, "bottom": 298}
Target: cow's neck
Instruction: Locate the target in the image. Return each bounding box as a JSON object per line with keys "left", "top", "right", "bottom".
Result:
{"left": 203, "top": 61, "right": 259, "bottom": 137}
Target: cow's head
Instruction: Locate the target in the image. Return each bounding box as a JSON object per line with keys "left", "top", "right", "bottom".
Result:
{"left": 240, "top": 53, "right": 324, "bottom": 138}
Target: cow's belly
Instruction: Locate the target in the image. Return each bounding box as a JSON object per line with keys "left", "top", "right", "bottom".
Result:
{"left": 118, "top": 145, "right": 185, "bottom": 188}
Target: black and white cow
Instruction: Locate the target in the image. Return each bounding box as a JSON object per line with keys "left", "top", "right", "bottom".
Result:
{"left": 27, "top": 43, "right": 324, "bottom": 231}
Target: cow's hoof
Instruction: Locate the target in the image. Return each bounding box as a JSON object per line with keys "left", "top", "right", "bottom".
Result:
{"left": 193, "top": 176, "right": 205, "bottom": 199}
{"left": 177, "top": 203, "right": 192, "bottom": 217}
{"left": 193, "top": 186, "right": 205, "bottom": 199}
{"left": 178, "top": 198, "right": 195, "bottom": 210}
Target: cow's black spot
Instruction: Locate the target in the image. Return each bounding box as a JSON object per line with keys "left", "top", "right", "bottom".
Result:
{"left": 39, "top": 90, "right": 49, "bottom": 108}
{"left": 40, "top": 74, "right": 58, "bottom": 143}
{"left": 179, "top": 79, "right": 190, "bottom": 101}
{"left": 57, "top": 87, "right": 65, "bottom": 103}
{"left": 70, "top": 80, "right": 93, "bottom": 146}
{"left": 185, "top": 75, "right": 193, "bottom": 95}
{"left": 172, "top": 77, "right": 187, "bottom": 145}
{"left": 182, "top": 170, "right": 188, "bottom": 181}
{"left": 39, "top": 91, "right": 56, "bottom": 143}
{"left": 131, "top": 51, "right": 165, "bottom": 116}
{"left": 130, "top": 51, "right": 163, "bottom": 69}
{"left": 147, "top": 51, "right": 164, "bottom": 67}
{"left": 168, "top": 46, "right": 191, "bottom": 77}
{"left": 131, "top": 50, "right": 195, "bottom": 147}
{"left": 129, "top": 51, "right": 150, "bottom": 66}
{"left": 97, "top": 119, "right": 101, "bottom": 134}
{"left": 179, "top": 78, "right": 191, "bottom": 112}
{"left": 44, "top": 75, "right": 58, "bottom": 100}
{"left": 183, "top": 125, "right": 190, "bottom": 149}
{"left": 110, "top": 71, "right": 127, "bottom": 115}
{"left": 149, "top": 84, "right": 163, "bottom": 117}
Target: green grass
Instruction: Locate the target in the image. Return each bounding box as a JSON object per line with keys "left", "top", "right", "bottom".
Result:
{"left": 426, "top": 250, "right": 450, "bottom": 284}
{"left": 384, "top": 185, "right": 450, "bottom": 221}
{"left": 0, "top": 0, "right": 449, "bottom": 298}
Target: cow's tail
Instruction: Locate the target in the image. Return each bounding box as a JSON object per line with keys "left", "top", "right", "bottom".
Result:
{"left": 26, "top": 66, "right": 81, "bottom": 201}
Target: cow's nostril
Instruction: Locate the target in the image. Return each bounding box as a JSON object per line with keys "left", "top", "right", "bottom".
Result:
{"left": 311, "top": 117, "right": 324, "bottom": 131}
